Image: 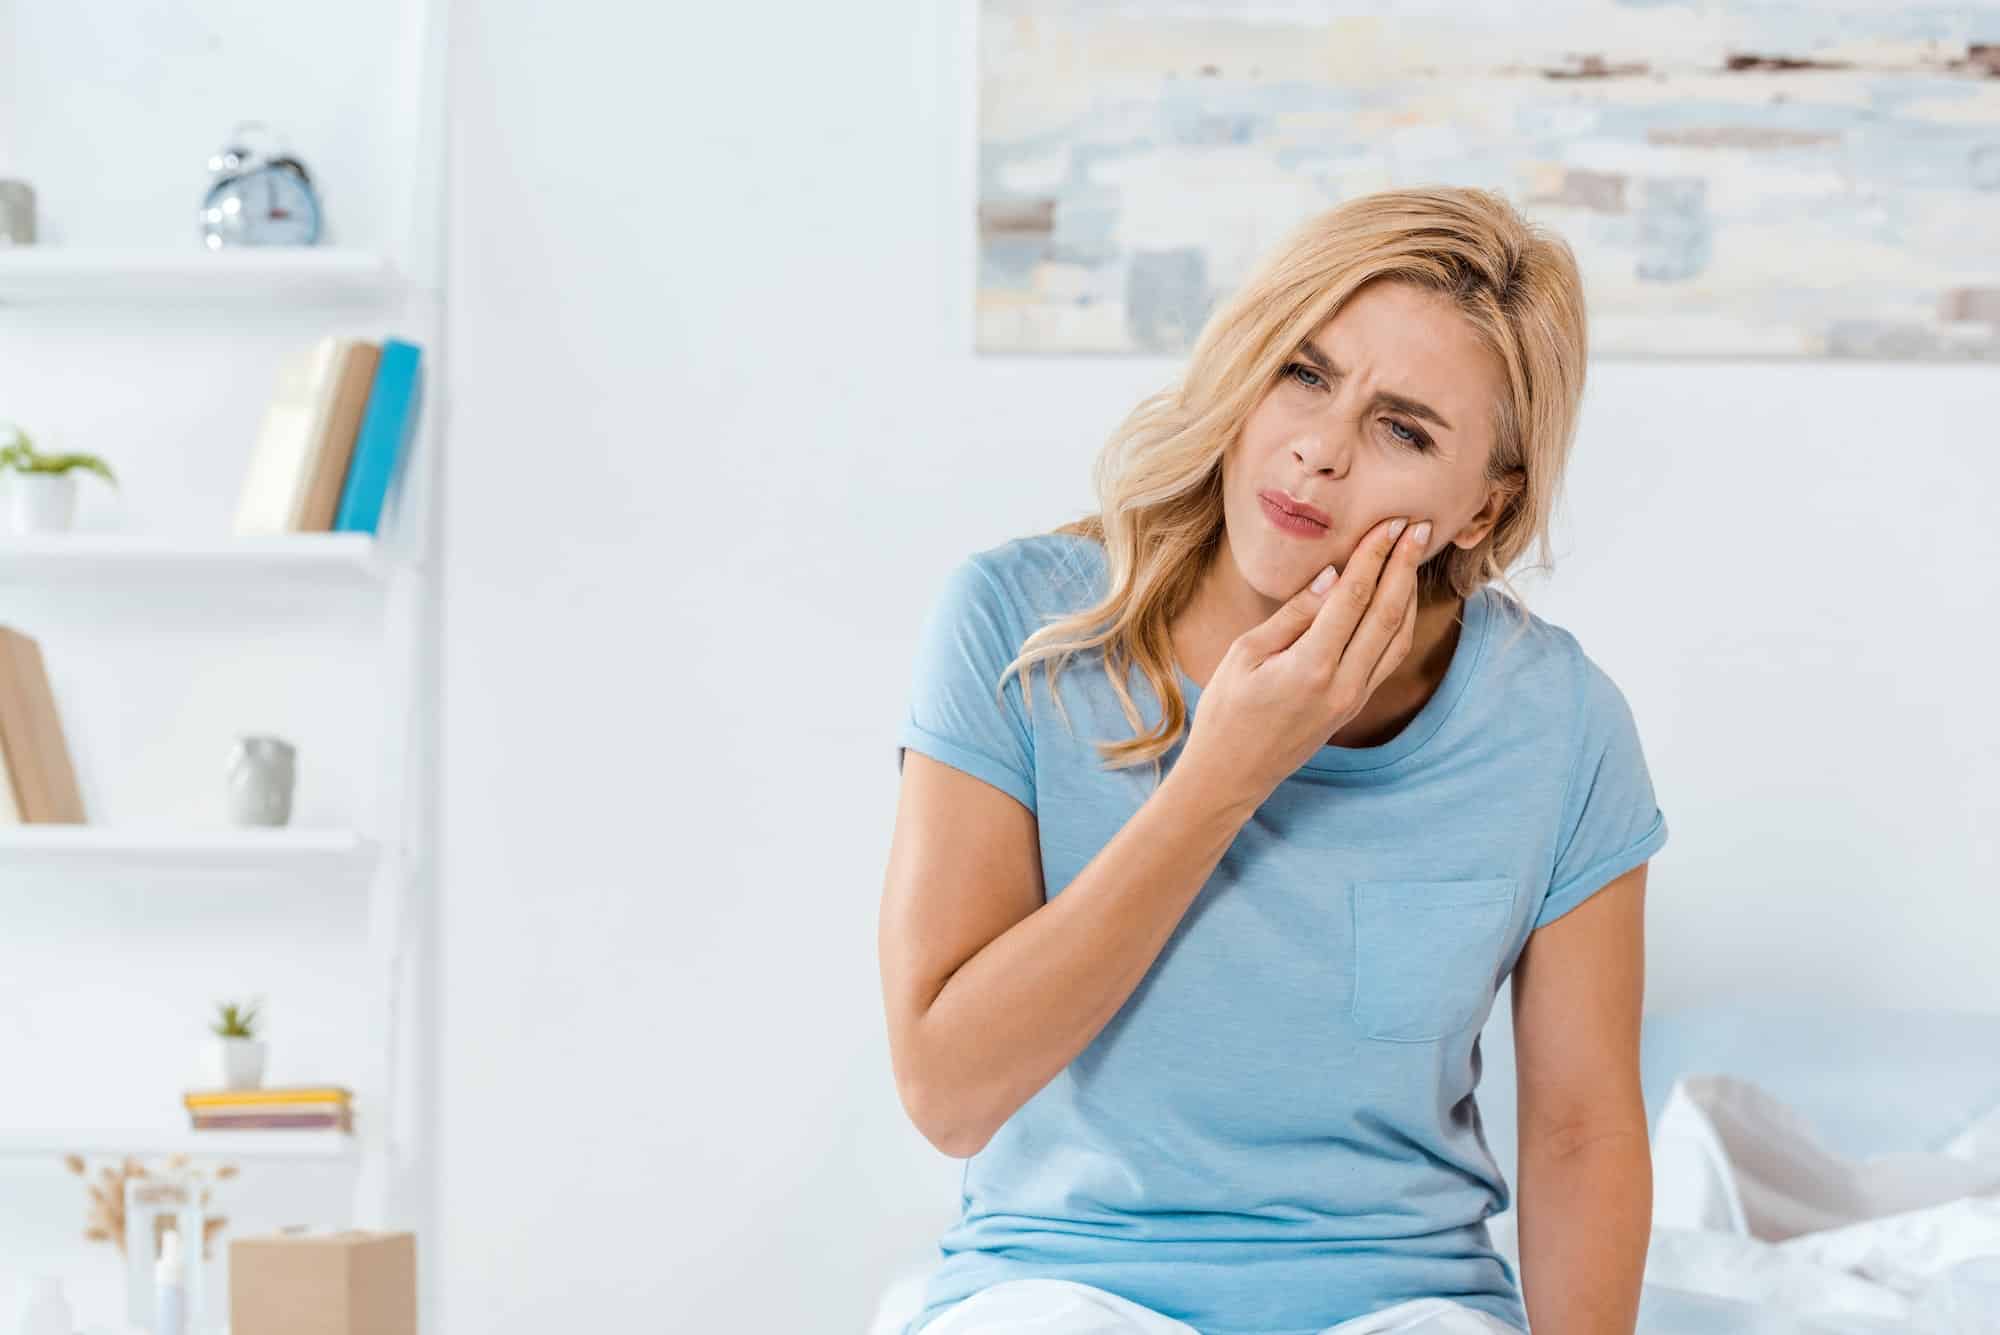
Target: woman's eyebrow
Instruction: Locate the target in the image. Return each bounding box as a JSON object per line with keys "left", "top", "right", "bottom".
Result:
{"left": 1296, "top": 339, "right": 1454, "bottom": 432}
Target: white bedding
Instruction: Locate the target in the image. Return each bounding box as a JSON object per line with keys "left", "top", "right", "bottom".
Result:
{"left": 1637, "top": 1073, "right": 2000, "bottom": 1328}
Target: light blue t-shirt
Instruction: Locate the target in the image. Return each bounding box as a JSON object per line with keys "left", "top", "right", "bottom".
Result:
{"left": 894, "top": 531, "right": 1669, "bottom": 1335}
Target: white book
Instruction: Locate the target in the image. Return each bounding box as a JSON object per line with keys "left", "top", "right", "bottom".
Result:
{"left": 232, "top": 336, "right": 353, "bottom": 536}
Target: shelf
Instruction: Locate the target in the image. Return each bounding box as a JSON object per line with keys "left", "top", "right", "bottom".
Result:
{"left": 0, "top": 247, "right": 399, "bottom": 306}
{"left": 0, "top": 532, "right": 391, "bottom": 587}
{"left": 0, "top": 828, "right": 378, "bottom": 881}
{"left": 0, "top": 1127, "right": 359, "bottom": 1162}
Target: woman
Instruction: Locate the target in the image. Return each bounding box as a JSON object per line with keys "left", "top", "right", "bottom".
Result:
{"left": 880, "top": 185, "right": 1667, "bottom": 1335}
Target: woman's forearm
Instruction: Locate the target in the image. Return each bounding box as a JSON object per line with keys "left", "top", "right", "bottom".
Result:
{"left": 912, "top": 761, "right": 1255, "bottom": 1157}
{"left": 1516, "top": 1125, "right": 1653, "bottom": 1335}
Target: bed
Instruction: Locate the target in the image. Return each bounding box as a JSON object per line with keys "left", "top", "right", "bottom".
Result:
{"left": 865, "top": 1004, "right": 2000, "bottom": 1334}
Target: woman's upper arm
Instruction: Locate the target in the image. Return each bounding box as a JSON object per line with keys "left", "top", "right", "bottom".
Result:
{"left": 883, "top": 551, "right": 1048, "bottom": 1139}
{"left": 878, "top": 749, "right": 1047, "bottom": 1124}
{"left": 1511, "top": 861, "right": 1650, "bottom": 1150}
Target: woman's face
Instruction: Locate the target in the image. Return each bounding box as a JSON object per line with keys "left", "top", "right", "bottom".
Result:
{"left": 1221, "top": 278, "right": 1514, "bottom": 602}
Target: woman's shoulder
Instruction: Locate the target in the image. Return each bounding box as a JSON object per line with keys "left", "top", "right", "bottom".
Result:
{"left": 964, "top": 528, "right": 1108, "bottom": 619}
{"left": 1476, "top": 585, "right": 1601, "bottom": 700}
{"left": 1478, "top": 587, "right": 1640, "bottom": 728}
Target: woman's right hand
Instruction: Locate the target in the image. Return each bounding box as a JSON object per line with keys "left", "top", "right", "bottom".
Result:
{"left": 1178, "top": 514, "right": 1433, "bottom": 812}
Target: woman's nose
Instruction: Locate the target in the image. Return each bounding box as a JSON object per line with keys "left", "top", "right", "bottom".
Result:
{"left": 1291, "top": 430, "right": 1350, "bottom": 477}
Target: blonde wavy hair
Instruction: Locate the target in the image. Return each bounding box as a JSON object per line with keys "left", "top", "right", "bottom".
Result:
{"left": 995, "top": 185, "right": 1590, "bottom": 781}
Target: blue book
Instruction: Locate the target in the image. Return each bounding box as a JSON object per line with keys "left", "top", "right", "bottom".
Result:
{"left": 334, "top": 338, "right": 424, "bottom": 535}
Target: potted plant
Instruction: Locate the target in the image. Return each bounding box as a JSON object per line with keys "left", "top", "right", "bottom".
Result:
{"left": 203, "top": 998, "right": 266, "bottom": 1090}
{"left": 0, "top": 424, "right": 118, "bottom": 535}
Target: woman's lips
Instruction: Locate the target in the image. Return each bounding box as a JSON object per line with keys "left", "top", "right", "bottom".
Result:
{"left": 1261, "top": 488, "right": 1331, "bottom": 526}
{"left": 1259, "top": 492, "right": 1328, "bottom": 539}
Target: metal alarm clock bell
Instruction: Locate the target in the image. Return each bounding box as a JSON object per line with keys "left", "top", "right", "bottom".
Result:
{"left": 199, "top": 120, "right": 324, "bottom": 248}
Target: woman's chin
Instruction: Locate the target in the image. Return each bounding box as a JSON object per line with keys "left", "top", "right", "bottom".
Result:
{"left": 1250, "top": 558, "right": 1341, "bottom": 602}
{"left": 1233, "top": 533, "right": 1349, "bottom": 595}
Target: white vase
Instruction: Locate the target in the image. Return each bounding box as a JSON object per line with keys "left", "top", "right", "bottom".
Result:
{"left": 224, "top": 736, "right": 296, "bottom": 827}
{"left": 203, "top": 1036, "right": 267, "bottom": 1090}
{"left": 6, "top": 471, "right": 77, "bottom": 535}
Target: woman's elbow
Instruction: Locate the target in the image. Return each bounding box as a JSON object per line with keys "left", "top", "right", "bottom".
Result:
{"left": 896, "top": 1072, "right": 993, "bottom": 1159}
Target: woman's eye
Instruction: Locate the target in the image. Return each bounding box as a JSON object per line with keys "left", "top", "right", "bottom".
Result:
{"left": 1385, "top": 418, "right": 1432, "bottom": 451}
{"left": 1284, "top": 362, "right": 1429, "bottom": 451}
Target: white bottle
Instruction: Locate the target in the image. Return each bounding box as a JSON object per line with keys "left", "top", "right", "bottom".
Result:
{"left": 18, "top": 1275, "right": 73, "bottom": 1335}
{"left": 153, "top": 1230, "right": 186, "bottom": 1335}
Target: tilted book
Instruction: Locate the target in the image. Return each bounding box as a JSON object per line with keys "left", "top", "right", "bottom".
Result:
{"left": 294, "top": 339, "right": 383, "bottom": 532}
{"left": 0, "top": 625, "right": 85, "bottom": 823}
{"left": 334, "top": 338, "right": 423, "bottom": 536}
{"left": 233, "top": 335, "right": 353, "bottom": 536}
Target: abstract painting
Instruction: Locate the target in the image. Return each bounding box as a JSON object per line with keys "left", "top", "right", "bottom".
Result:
{"left": 977, "top": 0, "right": 2000, "bottom": 359}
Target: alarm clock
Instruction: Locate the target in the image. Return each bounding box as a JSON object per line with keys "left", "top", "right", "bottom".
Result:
{"left": 199, "top": 121, "right": 323, "bottom": 248}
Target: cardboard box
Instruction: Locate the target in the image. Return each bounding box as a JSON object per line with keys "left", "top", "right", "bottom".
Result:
{"left": 230, "top": 1228, "right": 416, "bottom": 1335}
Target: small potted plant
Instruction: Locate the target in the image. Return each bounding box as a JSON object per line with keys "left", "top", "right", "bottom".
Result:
{"left": 0, "top": 423, "right": 118, "bottom": 535}
{"left": 203, "top": 998, "right": 266, "bottom": 1090}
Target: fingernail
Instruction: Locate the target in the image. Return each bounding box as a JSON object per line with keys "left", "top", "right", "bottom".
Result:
{"left": 1411, "top": 521, "right": 1432, "bottom": 545}
{"left": 1310, "top": 565, "right": 1335, "bottom": 593}
{"left": 1388, "top": 517, "right": 1409, "bottom": 539}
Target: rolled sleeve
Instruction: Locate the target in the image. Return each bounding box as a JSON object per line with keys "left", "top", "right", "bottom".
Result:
{"left": 1536, "top": 651, "right": 1668, "bottom": 930}
{"left": 895, "top": 555, "right": 1037, "bottom": 814}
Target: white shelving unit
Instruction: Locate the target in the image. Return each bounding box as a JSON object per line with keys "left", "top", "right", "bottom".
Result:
{"left": 0, "top": 248, "right": 398, "bottom": 306}
{"left": 0, "top": 534, "right": 391, "bottom": 586}
{"left": 0, "top": 0, "right": 449, "bottom": 1249}
{"left": 0, "top": 827, "right": 378, "bottom": 882}
{"left": 0, "top": 1129, "right": 359, "bottom": 1163}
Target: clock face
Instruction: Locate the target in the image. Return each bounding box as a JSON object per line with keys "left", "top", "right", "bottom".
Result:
{"left": 201, "top": 166, "right": 321, "bottom": 247}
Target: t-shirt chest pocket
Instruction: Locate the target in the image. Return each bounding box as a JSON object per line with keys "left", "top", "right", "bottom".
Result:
{"left": 1349, "top": 876, "right": 1518, "bottom": 1043}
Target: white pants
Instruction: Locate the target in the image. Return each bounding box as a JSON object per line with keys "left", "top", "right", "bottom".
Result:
{"left": 920, "top": 1279, "right": 1522, "bottom": 1335}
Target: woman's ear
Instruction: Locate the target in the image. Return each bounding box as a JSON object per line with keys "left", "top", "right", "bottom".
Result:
{"left": 1452, "top": 468, "right": 1526, "bottom": 551}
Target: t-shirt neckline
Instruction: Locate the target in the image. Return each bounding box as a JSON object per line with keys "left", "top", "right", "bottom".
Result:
{"left": 1174, "top": 585, "right": 1491, "bottom": 773}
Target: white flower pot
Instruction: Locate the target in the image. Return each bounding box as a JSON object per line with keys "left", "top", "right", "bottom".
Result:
{"left": 7, "top": 471, "right": 78, "bottom": 535}
{"left": 204, "top": 1036, "right": 267, "bottom": 1090}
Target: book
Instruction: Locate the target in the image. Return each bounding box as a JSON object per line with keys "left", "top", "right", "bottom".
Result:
{"left": 184, "top": 1085, "right": 352, "bottom": 1108}
{"left": 0, "top": 625, "right": 85, "bottom": 823}
{"left": 293, "top": 340, "right": 383, "bottom": 532}
{"left": 185, "top": 1098, "right": 348, "bottom": 1116}
{"left": 190, "top": 1111, "right": 352, "bottom": 1132}
{"left": 333, "top": 338, "right": 423, "bottom": 536}
{"left": 233, "top": 336, "right": 353, "bottom": 536}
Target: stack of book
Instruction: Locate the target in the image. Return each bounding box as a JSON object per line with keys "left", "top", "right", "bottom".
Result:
{"left": 0, "top": 625, "right": 85, "bottom": 824}
{"left": 183, "top": 1085, "right": 354, "bottom": 1133}
{"left": 233, "top": 336, "right": 423, "bottom": 537}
